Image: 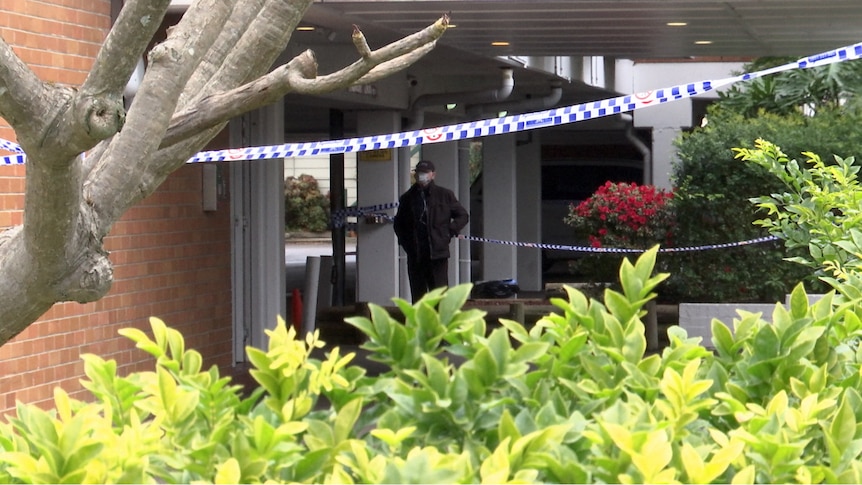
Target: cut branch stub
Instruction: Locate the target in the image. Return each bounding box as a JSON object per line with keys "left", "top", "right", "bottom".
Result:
{"left": 294, "top": 50, "right": 318, "bottom": 79}
{"left": 59, "top": 249, "right": 114, "bottom": 304}
{"left": 85, "top": 95, "right": 126, "bottom": 139}
{"left": 353, "top": 25, "right": 371, "bottom": 58}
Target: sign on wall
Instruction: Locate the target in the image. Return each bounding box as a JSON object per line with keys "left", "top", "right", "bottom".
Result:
{"left": 358, "top": 149, "right": 393, "bottom": 162}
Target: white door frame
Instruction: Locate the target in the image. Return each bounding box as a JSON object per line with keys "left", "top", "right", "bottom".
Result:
{"left": 230, "top": 104, "right": 286, "bottom": 361}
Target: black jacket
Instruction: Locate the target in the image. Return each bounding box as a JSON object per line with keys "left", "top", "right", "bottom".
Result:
{"left": 393, "top": 181, "right": 469, "bottom": 260}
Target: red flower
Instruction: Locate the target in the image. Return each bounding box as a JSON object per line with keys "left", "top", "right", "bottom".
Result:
{"left": 565, "top": 181, "right": 675, "bottom": 250}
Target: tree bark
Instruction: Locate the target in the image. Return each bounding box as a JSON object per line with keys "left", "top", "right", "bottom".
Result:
{"left": 0, "top": 0, "right": 447, "bottom": 345}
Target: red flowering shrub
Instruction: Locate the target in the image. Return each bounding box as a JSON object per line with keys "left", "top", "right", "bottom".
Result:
{"left": 565, "top": 181, "right": 675, "bottom": 249}
{"left": 561, "top": 181, "right": 675, "bottom": 286}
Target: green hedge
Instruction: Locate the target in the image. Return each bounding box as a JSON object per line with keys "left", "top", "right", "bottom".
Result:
{"left": 4, "top": 248, "right": 862, "bottom": 483}
{"left": 665, "top": 107, "right": 862, "bottom": 302}
{"left": 285, "top": 174, "right": 330, "bottom": 233}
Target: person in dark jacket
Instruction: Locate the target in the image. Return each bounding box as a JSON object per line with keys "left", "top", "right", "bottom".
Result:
{"left": 393, "top": 160, "right": 470, "bottom": 302}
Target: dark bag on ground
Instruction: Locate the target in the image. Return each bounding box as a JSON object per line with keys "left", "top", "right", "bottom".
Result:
{"left": 471, "top": 279, "right": 520, "bottom": 299}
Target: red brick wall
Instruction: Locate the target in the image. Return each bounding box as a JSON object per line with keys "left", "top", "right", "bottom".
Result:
{"left": 0, "top": 2, "right": 235, "bottom": 416}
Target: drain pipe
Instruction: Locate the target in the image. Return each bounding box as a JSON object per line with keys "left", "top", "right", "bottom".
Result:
{"left": 407, "top": 67, "right": 515, "bottom": 130}
{"left": 620, "top": 113, "right": 652, "bottom": 184}
{"left": 467, "top": 82, "right": 562, "bottom": 147}
{"left": 468, "top": 81, "right": 563, "bottom": 118}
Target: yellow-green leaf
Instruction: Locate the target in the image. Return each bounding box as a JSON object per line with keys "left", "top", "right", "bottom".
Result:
{"left": 731, "top": 465, "right": 756, "bottom": 484}
{"left": 481, "top": 439, "right": 511, "bottom": 484}
{"left": 681, "top": 442, "right": 705, "bottom": 483}
{"left": 214, "top": 457, "right": 241, "bottom": 484}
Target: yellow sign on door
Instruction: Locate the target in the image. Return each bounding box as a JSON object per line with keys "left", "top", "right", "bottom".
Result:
{"left": 358, "top": 149, "right": 393, "bottom": 162}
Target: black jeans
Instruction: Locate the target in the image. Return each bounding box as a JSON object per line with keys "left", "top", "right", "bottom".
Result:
{"left": 406, "top": 256, "right": 449, "bottom": 302}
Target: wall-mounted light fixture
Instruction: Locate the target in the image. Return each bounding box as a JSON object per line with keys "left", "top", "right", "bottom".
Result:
{"left": 295, "top": 24, "right": 336, "bottom": 41}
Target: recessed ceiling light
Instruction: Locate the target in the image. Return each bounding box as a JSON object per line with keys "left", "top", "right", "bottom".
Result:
{"left": 296, "top": 26, "right": 315, "bottom": 31}
{"left": 491, "top": 41, "right": 510, "bottom": 47}
{"left": 667, "top": 22, "right": 688, "bottom": 26}
{"left": 695, "top": 40, "right": 713, "bottom": 45}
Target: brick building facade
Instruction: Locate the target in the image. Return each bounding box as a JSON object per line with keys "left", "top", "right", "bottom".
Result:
{"left": 0, "top": 1, "right": 235, "bottom": 416}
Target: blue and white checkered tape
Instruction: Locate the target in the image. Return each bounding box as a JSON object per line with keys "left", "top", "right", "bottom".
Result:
{"left": 2, "top": 41, "right": 861, "bottom": 165}
{"left": 458, "top": 234, "right": 780, "bottom": 254}
{"left": 333, "top": 201, "right": 779, "bottom": 254}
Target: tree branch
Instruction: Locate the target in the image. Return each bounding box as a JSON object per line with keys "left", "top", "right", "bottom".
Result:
{"left": 81, "top": 0, "right": 172, "bottom": 98}
{"left": 85, "top": 0, "right": 233, "bottom": 230}
{"left": 196, "top": 0, "right": 313, "bottom": 102}
{"left": 162, "top": 50, "right": 316, "bottom": 147}
{"left": 0, "top": 36, "right": 53, "bottom": 143}
{"left": 179, "top": 0, "right": 268, "bottom": 109}
{"left": 38, "top": 92, "right": 127, "bottom": 162}
{"left": 86, "top": 0, "right": 314, "bottom": 229}
{"left": 304, "top": 39, "right": 438, "bottom": 90}
{"left": 39, "top": 0, "right": 176, "bottom": 161}
{"left": 161, "top": 15, "right": 447, "bottom": 147}
{"left": 84, "top": 0, "right": 247, "bottom": 178}
{"left": 151, "top": 0, "right": 319, "bottom": 186}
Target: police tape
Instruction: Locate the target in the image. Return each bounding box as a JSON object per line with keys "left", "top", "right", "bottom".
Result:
{"left": 2, "top": 40, "right": 862, "bottom": 166}
{"left": 0, "top": 138, "right": 22, "bottom": 154}
{"left": 458, "top": 234, "right": 780, "bottom": 254}
{"left": 331, "top": 201, "right": 780, "bottom": 254}
{"left": 0, "top": 154, "right": 26, "bottom": 165}
{"left": 331, "top": 201, "right": 399, "bottom": 227}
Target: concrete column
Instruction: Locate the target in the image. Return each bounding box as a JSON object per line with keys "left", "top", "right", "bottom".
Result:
{"left": 423, "top": 141, "right": 466, "bottom": 287}
{"left": 651, "top": 127, "right": 680, "bottom": 190}
{"left": 624, "top": 60, "right": 744, "bottom": 190}
{"left": 397, "top": 146, "right": 412, "bottom": 301}
{"left": 632, "top": 101, "right": 689, "bottom": 191}
{"left": 516, "top": 133, "right": 542, "bottom": 291}
{"left": 356, "top": 111, "right": 401, "bottom": 305}
{"left": 482, "top": 133, "right": 517, "bottom": 281}
{"left": 457, "top": 140, "right": 473, "bottom": 285}
{"left": 230, "top": 103, "right": 285, "bottom": 354}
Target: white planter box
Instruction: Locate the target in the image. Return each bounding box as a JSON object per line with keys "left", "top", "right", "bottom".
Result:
{"left": 678, "top": 294, "right": 825, "bottom": 347}
{"left": 678, "top": 303, "right": 775, "bottom": 346}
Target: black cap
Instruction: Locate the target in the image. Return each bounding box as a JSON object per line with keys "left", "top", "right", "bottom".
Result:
{"left": 414, "top": 160, "right": 435, "bottom": 173}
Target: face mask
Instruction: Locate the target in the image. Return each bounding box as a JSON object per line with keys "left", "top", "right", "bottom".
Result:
{"left": 417, "top": 172, "right": 431, "bottom": 185}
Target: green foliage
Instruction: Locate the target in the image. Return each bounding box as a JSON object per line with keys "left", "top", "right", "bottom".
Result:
{"left": 719, "top": 57, "right": 862, "bottom": 117}
{"left": 666, "top": 107, "right": 862, "bottom": 302}
{"left": 668, "top": 56, "right": 862, "bottom": 302}
{"left": 284, "top": 174, "right": 330, "bottom": 233}
{"left": 7, "top": 248, "right": 862, "bottom": 482}
{"left": 738, "top": 139, "right": 862, "bottom": 280}
{"left": 468, "top": 140, "right": 483, "bottom": 185}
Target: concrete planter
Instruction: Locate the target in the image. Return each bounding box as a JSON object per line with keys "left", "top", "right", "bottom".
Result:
{"left": 678, "top": 303, "right": 775, "bottom": 346}
{"left": 678, "top": 294, "right": 825, "bottom": 347}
